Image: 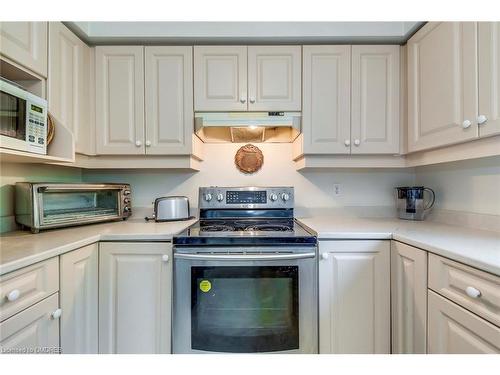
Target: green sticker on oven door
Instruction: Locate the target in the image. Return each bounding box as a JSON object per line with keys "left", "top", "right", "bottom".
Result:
{"left": 199, "top": 280, "right": 211, "bottom": 293}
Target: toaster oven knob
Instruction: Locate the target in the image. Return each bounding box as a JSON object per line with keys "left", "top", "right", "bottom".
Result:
{"left": 216, "top": 193, "right": 224, "bottom": 202}
{"left": 204, "top": 193, "right": 213, "bottom": 202}
{"left": 124, "top": 198, "right": 130, "bottom": 204}
{"left": 124, "top": 206, "right": 130, "bottom": 212}
{"left": 270, "top": 193, "right": 278, "bottom": 201}
{"left": 124, "top": 190, "right": 131, "bottom": 196}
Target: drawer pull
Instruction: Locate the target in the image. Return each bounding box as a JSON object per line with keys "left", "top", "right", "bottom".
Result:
{"left": 465, "top": 286, "right": 481, "bottom": 299}
{"left": 6, "top": 289, "right": 21, "bottom": 302}
{"left": 51, "top": 308, "right": 62, "bottom": 320}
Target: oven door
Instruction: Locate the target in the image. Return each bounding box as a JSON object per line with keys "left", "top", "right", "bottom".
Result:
{"left": 173, "top": 248, "right": 317, "bottom": 354}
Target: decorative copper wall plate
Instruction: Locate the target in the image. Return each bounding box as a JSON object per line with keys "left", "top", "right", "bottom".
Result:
{"left": 47, "top": 113, "right": 55, "bottom": 145}
{"left": 235, "top": 144, "right": 264, "bottom": 174}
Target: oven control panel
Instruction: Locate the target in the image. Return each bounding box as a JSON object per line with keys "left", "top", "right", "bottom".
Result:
{"left": 199, "top": 187, "right": 294, "bottom": 209}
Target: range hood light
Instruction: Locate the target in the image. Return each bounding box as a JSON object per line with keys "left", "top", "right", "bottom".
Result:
{"left": 194, "top": 112, "right": 301, "bottom": 143}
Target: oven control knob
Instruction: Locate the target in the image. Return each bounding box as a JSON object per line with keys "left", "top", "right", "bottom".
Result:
{"left": 281, "top": 193, "right": 290, "bottom": 201}
{"left": 270, "top": 193, "right": 278, "bottom": 201}
{"left": 216, "top": 193, "right": 224, "bottom": 202}
{"left": 204, "top": 193, "right": 213, "bottom": 202}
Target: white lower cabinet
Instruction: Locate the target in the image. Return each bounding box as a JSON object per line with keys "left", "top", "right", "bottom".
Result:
{"left": 319, "top": 240, "right": 390, "bottom": 353}
{"left": 391, "top": 241, "right": 428, "bottom": 354}
{"left": 60, "top": 243, "right": 98, "bottom": 354}
{"left": 98, "top": 242, "right": 172, "bottom": 354}
{"left": 428, "top": 290, "right": 500, "bottom": 353}
{"left": 0, "top": 293, "right": 60, "bottom": 353}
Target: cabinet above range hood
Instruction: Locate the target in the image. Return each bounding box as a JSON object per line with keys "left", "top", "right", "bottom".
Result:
{"left": 194, "top": 112, "right": 301, "bottom": 143}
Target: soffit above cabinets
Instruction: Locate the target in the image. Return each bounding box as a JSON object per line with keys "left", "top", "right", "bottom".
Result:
{"left": 65, "top": 22, "right": 424, "bottom": 45}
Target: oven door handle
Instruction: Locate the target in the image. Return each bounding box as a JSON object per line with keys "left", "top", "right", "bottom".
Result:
{"left": 174, "top": 252, "right": 316, "bottom": 261}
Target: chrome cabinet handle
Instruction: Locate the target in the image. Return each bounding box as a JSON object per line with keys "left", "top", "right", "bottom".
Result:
{"left": 175, "top": 252, "right": 316, "bottom": 261}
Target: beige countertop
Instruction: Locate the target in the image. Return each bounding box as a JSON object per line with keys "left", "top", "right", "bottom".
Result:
{"left": 0, "top": 215, "right": 196, "bottom": 275}
{"left": 1, "top": 214, "right": 499, "bottom": 277}
{"left": 297, "top": 216, "right": 500, "bottom": 276}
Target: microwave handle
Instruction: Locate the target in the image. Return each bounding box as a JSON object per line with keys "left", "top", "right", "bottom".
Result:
{"left": 174, "top": 252, "right": 316, "bottom": 261}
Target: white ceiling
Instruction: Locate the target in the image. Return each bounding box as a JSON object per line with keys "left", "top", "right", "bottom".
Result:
{"left": 66, "top": 22, "right": 424, "bottom": 45}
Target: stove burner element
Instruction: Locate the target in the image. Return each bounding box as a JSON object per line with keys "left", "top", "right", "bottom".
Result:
{"left": 244, "top": 224, "right": 293, "bottom": 232}
{"left": 200, "top": 225, "right": 234, "bottom": 232}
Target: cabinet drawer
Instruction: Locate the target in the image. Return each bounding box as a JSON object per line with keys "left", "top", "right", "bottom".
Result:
{"left": 0, "top": 258, "right": 59, "bottom": 322}
{"left": 0, "top": 293, "right": 60, "bottom": 353}
{"left": 428, "top": 254, "right": 500, "bottom": 327}
{"left": 428, "top": 290, "right": 500, "bottom": 353}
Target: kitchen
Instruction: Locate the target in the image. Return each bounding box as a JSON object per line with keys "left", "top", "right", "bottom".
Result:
{"left": 1, "top": 2, "right": 500, "bottom": 371}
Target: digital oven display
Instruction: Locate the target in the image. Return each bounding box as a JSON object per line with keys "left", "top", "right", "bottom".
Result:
{"left": 226, "top": 191, "right": 267, "bottom": 204}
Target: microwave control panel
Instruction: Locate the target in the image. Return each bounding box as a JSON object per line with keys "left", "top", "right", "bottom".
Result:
{"left": 26, "top": 102, "right": 47, "bottom": 153}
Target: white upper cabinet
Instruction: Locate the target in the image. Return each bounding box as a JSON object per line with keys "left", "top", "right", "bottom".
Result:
{"left": 145, "top": 46, "right": 193, "bottom": 154}
{"left": 247, "top": 46, "right": 302, "bottom": 111}
{"left": 408, "top": 22, "right": 478, "bottom": 152}
{"left": 478, "top": 22, "right": 500, "bottom": 137}
{"left": 319, "top": 240, "right": 390, "bottom": 354}
{"left": 302, "top": 45, "right": 351, "bottom": 154}
{"left": 391, "top": 241, "right": 427, "bottom": 354}
{"left": 60, "top": 244, "right": 98, "bottom": 354}
{"left": 194, "top": 46, "right": 247, "bottom": 111}
{"left": 95, "top": 46, "right": 145, "bottom": 154}
{"left": 0, "top": 22, "right": 48, "bottom": 77}
{"left": 99, "top": 242, "right": 172, "bottom": 354}
{"left": 48, "top": 22, "right": 91, "bottom": 154}
{"left": 351, "top": 45, "right": 400, "bottom": 154}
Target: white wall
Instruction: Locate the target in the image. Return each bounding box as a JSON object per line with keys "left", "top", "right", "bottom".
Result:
{"left": 82, "top": 143, "right": 414, "bottom": 215}
{"left": 414, "top": 156, "right": 500, "bottom": 216}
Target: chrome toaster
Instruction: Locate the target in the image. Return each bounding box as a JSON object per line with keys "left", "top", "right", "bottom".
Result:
{"left": 146, "top": 196, "right": 192, "bottom": 222}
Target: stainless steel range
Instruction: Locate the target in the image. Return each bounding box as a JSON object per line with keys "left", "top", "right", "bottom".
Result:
{"left": 173, "top": 186, "right": 318, "bottom": 354}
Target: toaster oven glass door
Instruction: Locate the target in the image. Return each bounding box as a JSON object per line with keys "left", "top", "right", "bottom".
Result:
{"left": 39, "top": 189, "right": 122, "bottom": 226}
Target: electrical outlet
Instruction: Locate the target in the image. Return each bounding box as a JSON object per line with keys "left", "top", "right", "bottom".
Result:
{"left": 333, "top": 184, "right": 341, "bottom": 196}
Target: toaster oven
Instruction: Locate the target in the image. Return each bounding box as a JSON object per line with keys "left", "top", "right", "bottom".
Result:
{"left": 15, "top": 183, "right": 132, "bottom": 233}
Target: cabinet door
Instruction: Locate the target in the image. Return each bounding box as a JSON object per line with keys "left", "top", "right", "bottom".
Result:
{"left": 145, "top": 46, "right": 193, "bottom": 155}
{"left": 391, "top": 241, "right": 427, "bottom": 354}
{"left": 478, "top": 22, "right": 500, "bottom": 137}
{"left": 194, "top": 46, "right": 247, "bottom": 111}
{"left": 99, "top": 242, "right": 172, "bottom": 354}
{"left": 428, "top": 290, "right": 500, "bottom": 353}
{"left": 248, "top": 46, "right": 301, "bottom": 111}
{"left": 48, "top": 22, "right": 91, "bottom": 154}
{"left": 408, "top": 22, "right": 478, "bottom": 152}
{"left": 60, "top": 243, "right": 98, "bottom": 354}
{"left": 0, "top": 293, "right": 59, "bottom": 354}
{"left": 351, "top": 45, "right": 400, "bottom": 154}
{"left": 0, "top": 22, "right": 48, "bottom": 77}
{"left": 302, "top": 46, "right": 351, "bottom": 154}
{"left": 319, "top": 240, "right": 390, "bottom": 353}
{"left": 95, "top": 46, "right": 145, "bottom": 154}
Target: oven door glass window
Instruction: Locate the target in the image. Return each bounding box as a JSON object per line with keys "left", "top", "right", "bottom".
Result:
{"left": 191, "top": 266, "right": 299, "bottom": 353}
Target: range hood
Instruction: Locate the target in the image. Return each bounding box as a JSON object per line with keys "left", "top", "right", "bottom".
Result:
{"left": 194, "top": 112, "right": 301, "bottom": 143}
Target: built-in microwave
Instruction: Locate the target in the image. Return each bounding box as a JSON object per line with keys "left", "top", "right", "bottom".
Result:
{"left": 0, "top": 77, "right": 48, "bottom": 155}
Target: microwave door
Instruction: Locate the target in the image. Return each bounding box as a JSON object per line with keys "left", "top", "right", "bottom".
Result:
{"left": 0, "top": 90, "right": 26, "bottom": 140}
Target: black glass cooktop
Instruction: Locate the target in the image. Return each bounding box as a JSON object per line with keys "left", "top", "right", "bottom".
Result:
{"left": 173, "top": 219, "right": 317, "bottom": 246}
